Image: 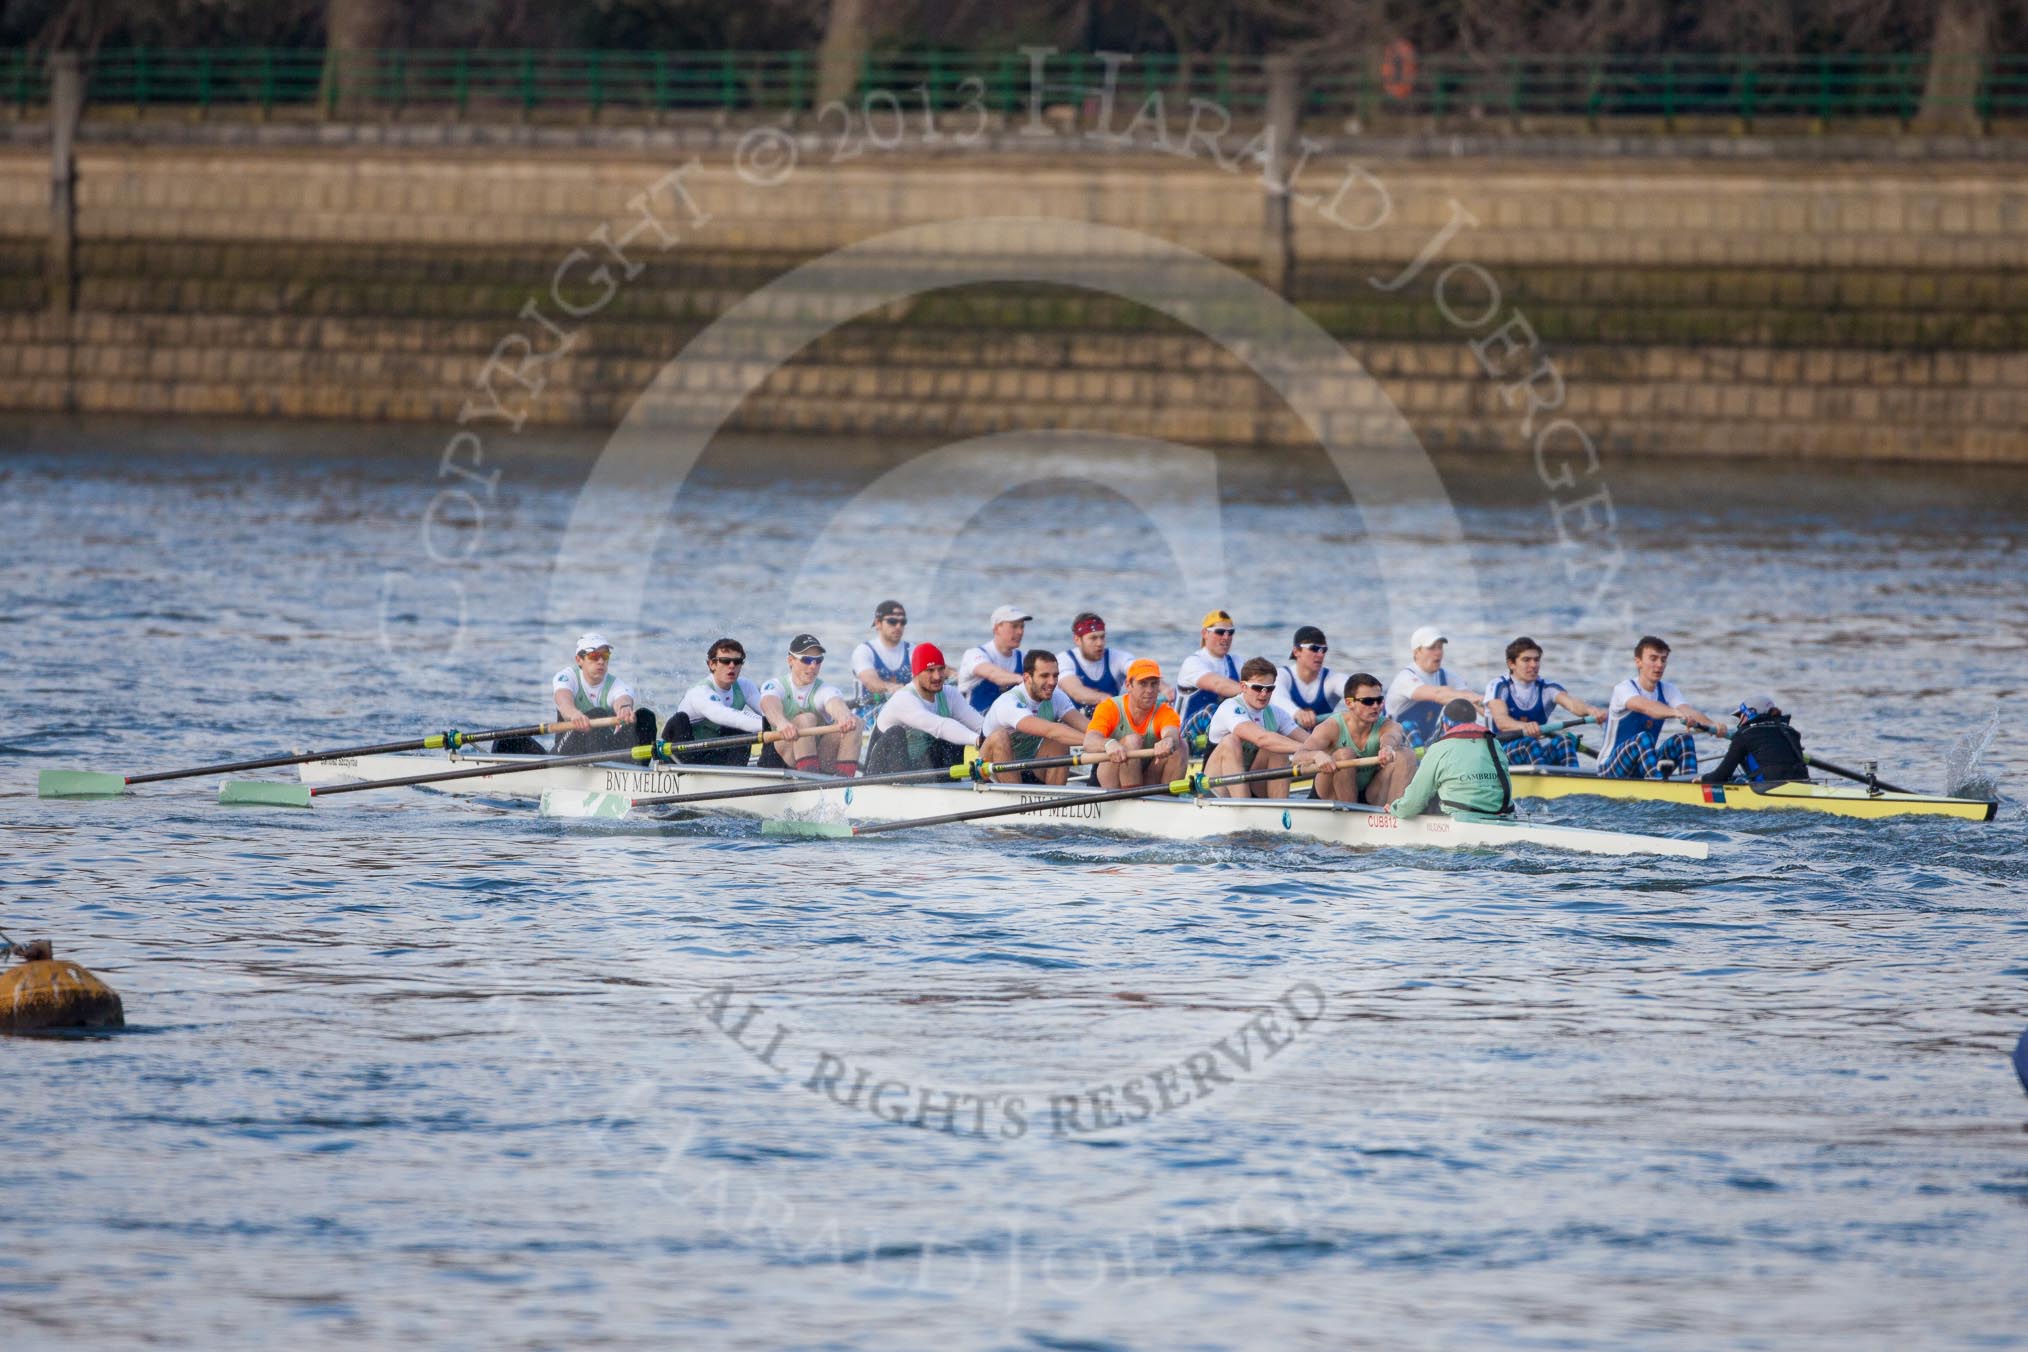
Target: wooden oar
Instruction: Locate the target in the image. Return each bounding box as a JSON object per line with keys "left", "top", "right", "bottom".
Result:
{"left": 541, "top": 747, "right": 1166, "bottom": 821}
{"left": 1803, "top": 753, "right": 1916, "bottom": 797}
{"left": 218, "top": 724, "right": 842, "bottom": 808}
{"left": 37, "top": 714, "right": 641, "bottom": 800}
{"left": 770, "top": 754, "right": 1379, "bottom": 838}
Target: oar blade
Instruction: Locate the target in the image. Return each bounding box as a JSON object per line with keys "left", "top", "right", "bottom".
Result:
{"left": 540, "top": 789, "right": 633, "bottom": 820}
{"left": 218, "top": 781, "right": 314, "bottom": 808}
{"left": 37, "top": 770, "right": 128, "bottom": 799}
{"left": 760, "top": 819, "right": 855, "bottom": 838}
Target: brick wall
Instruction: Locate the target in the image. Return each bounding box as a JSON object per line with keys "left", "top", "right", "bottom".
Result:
{"left": 0, "top": 141, "right": 2023, "bottom": 463}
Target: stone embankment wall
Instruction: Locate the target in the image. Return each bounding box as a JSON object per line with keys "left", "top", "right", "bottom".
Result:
{"left": 0, "top": 127, "right": 2024, "bottom": 463}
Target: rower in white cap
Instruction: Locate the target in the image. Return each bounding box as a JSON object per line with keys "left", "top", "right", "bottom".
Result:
{"left": 549, "top": 632, "right": 641, "bottom": 755}
{"left": 957, "top": 604, "right": 1032, "bottom": 716}
{"left": 1384, "top": 626, "right": 1483, "bottom": 749}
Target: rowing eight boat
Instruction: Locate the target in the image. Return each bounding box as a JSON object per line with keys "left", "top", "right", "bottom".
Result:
{"left": 293, "top": 752, "right": 1708, "bottom": 859}
{"left": 1510, "top": 767, "right": 1995, "bottom": 821}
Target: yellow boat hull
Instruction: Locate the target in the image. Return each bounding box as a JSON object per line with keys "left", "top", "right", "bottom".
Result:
{"left": 1511, "top": 770, "right": 1996, "bottom": 821}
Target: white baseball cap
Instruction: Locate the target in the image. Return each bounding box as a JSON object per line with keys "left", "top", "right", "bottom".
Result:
{"left": 989, "top": 605, "right": 1033, "bottom": 627}
{"left": 1409, "top": 626, "right": 1447, "bottom": 651}
{"left": 575, "top": 631, "right": 613, "bottom": 655}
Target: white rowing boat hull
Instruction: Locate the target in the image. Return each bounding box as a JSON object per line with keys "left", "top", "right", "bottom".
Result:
{"left": 298, "top": 753, "right": 1708, "bottom": 859}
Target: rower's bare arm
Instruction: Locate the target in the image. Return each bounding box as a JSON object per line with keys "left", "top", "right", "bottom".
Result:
{"left": 1679, "top": 705, "right": 1725, "bottom": 734}
{"left": 555, "top": 689, "right": 593, "bottom": 730}
{"left": 823, "top": 697, "right": 859, "bottom": 732}
{"left": 1299, "top": 722, "right": 1338, "bottom": 754}
{"left": 1623, "top": 693, "right": 1676, "bottom": 721}
{"left": 1015, "top": 714, "right": 1081, "bottom": 744}
{"left": 1409, "top": 683, "right": 1479, "bottom": 707}
{"left": 1056, "top": 674, "right": 1106, "bottom": 706}
{"left": 1240, "top": 723, "right": 1308, "bottom": 755}
{"left": 758, "top": 694, "right": 793, "bottom": 732}
{"left": 1195, "top": 672, "right": 1243, "bottom": 698}
{"left": 1486, "top": 699, "right": 1528, "bottom": 734}
{"left": 1554, "top": 690, "right": 1603, "bottom": 720}
{"left": 856, "top": 667, "right": 903, "bottom": 694}
{"left": 973, "top": 661, "right": 1022, "bottom": 688}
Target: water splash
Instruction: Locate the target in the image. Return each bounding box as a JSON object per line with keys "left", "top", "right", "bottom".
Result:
{"left": 1942, "top": 708, "right": 2001, "bottom": 801}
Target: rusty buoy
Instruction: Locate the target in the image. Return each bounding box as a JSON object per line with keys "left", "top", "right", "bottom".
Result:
{"left": 1, "top": 942, "right": 124, "bottom": 1032}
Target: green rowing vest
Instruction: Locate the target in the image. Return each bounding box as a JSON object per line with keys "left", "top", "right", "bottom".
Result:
{"left": 564, "top": 668, "right": 620, "bottom": 714}
{"left": 1327, "top": 712, "right": 1384, "bottom": 792}
{"left": 904, "top": 689, "right": 956, "bottom": 763}
{"left": 777, "top": 672, "right": 825, "bottom": 720}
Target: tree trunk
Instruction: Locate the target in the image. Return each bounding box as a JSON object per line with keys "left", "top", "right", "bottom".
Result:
{"left": 1918, "top": 0, "right": 1992, "bottom": 131}
{"left": 323, "top": 0, "right": 395, "bottom": 118}
{"left": 817, "top": 0, "right": 873, "bottom": 108}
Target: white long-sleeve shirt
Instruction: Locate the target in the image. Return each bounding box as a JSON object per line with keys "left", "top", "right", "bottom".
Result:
{"left": 677, "top": 678, "right": 766, "bottom": 734}
{"left": 873, "top": 685, "right": 985, "bottom": 746}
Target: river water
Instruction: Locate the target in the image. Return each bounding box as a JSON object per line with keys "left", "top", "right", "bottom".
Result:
{"left": 3, "top": 415, "right": 2025, "bottom": 1349}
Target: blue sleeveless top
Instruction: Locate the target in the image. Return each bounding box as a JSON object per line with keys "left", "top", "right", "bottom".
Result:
{"left": 1181, "top": 653, "right": 1239, "bottom": 736}
{"left": 1278, "top": 664, "right": 1337, "bottom": 719}
{"left": 1064, "top": 647, "right": 1123, "bottom": 699}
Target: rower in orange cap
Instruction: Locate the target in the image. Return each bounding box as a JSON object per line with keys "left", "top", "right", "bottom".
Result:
{"left": 1080, "top": 658, "right": 1187, "bottom": 789}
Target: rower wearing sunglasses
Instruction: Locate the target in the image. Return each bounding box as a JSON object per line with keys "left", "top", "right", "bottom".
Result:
{"left": 850, "top": 600, "right": 913, "bottom": 713}
{"left": 547, "top": 632, "right": 644, "bottom": 756}
{"left": 1301, "top": 673, "right": 1414, "bottom": 806}
{"left": 1273, "top": 625, "right": 1351, "bottom": 731}
{"left": 758, "top": 634, "right": 861, "bottom": 776}
{"left": 1176, "top": 609, "right": 1244, "bottom": 744}
{"left": 1201, "top": 657, "right": 1334, "bottom": 798}
{"left": 663, "top": 637, "right": 767, "bottom": 765}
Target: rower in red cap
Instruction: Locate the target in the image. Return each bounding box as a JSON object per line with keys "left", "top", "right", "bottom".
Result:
{"left": 863, "top": 642, "right": 987, "bottom": 775}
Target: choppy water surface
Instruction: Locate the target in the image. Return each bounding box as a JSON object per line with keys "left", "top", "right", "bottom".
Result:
{"left": 3, "top": 416, "right": 2026, "bottom": 1350}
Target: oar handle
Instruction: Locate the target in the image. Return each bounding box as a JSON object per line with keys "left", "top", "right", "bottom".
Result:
{"left": 759, "top": 722, "right": 846, "bottom": 745}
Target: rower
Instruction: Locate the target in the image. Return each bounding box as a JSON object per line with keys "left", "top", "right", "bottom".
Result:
{"left": 1080, "top": 658, "right": 1187, "bottom": 790}
{"left": 1273, "top": 625, "right": 1349, "bottom": 731}
{"left": 957, "top": 605, "right": 1030, "bottom": 716}
{"left": 850, "top": 600, "right": 912, "bottom": 713}
{"left": 1484, "top": 636, "right": 1604, "bottom": 768}
{"left": 1700, "top": 694, "right": 1807, "bottom": 785}
{"left": 864, "top": 643, "right": 985, "bottom": 775}
{"left": 1301, "top": 672, "right": 1414, "bottom": 806}
{"left": 1388, "top": 698, "right": 1515, "bottom": 819}
{"left": 1176, "top": 609, "right": 1243, "bottom": 744}
{"left": 980, "top": 651, "right": 1091, "bottom": 785}
{"left": 1384, "top": 625, "right": 1483, "bottom": 749}
{"left": 1599, "top": 636, "right": 1727, "bottom": 780}
{"left": 550, "top": 632, "right": 642, "bottom": 756}
{"left": 1055, "top": 611, "right": 1136, "bottom": 710}
{"left": 1202, "top": 657, "right": 1332, "bottom": 799}
{"left": 663, "top": 637, "right": 765, "bottom": 765}
{"left": 758, "top": 634, "right": 860, "bottom": 776}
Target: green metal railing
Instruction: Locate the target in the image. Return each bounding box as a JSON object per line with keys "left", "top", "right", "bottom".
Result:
{"left": 0, "top": 47, "right": 2021, "bottom": 127}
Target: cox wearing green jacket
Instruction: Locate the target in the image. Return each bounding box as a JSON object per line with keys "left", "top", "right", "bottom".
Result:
{"left": 1388, "top": 698, "right": 1516, "bottom": 819}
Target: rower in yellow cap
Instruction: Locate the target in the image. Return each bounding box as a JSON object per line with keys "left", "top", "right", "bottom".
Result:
{"left": 1175, "top": 609, "right": 1242, "bottom": 743}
